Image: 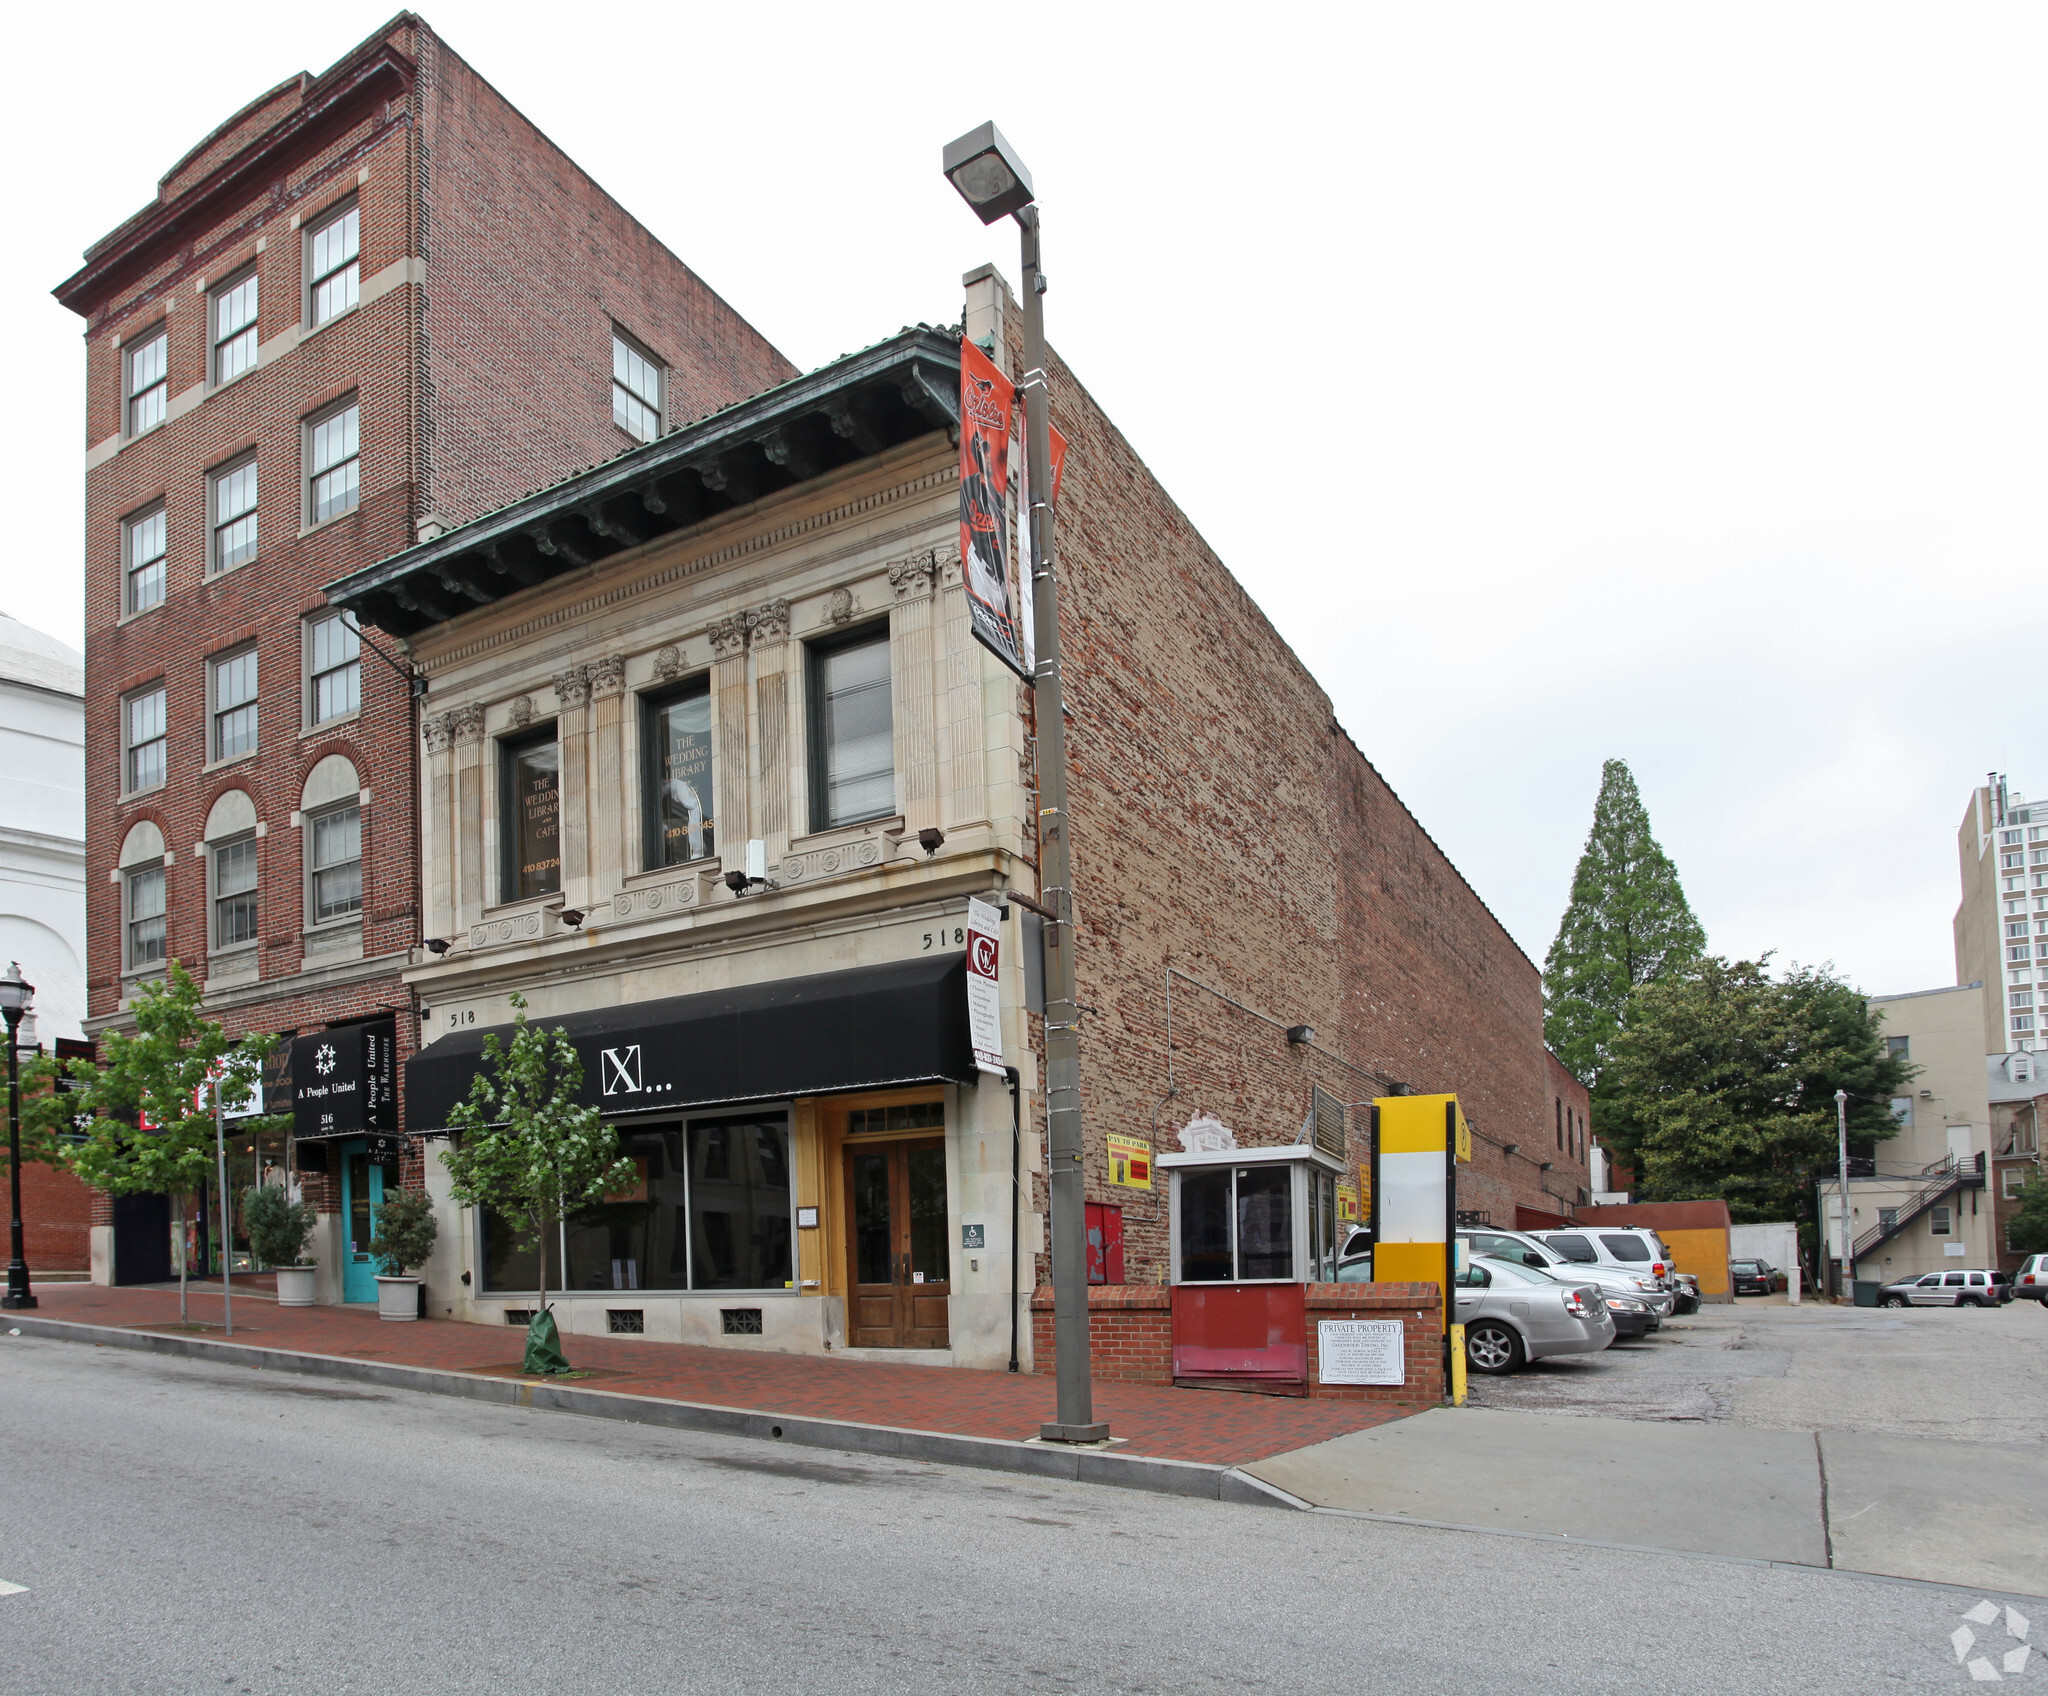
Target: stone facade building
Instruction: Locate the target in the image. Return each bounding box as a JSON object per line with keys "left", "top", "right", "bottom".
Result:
{"left": 57, "top": 14, "right": 790, "bottom": 1288}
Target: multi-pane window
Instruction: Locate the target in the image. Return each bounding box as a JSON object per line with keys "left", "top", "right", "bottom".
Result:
{"left": 212, "top": 835, "right": 258, "bottom": 950}
{"left": 1886, "top": 1036, "right": 1910, "bottom": 1060}
{"left": 126, "top": 864, "right": 166, "bottom": 971}
{"left": 125, "top": 507, "right": 167, "bottom": 614}
{"left": 309, "top": 803, "right": 362, "bottom": 923}
{"left": 211, "top": 649, "right": 258, "bottom": 762}
{"left": 1930, "top": 1206, "right": 1952, "bottom": 1236}
{"left": 124, "top": 686, "right": 166, "bottom": 793}
{"left": 612, "top": 332, "right": 662, "bottom": 441}
{"left": 211, "top": 271, "right": 258, "bottom": 383}
{"left": 308, "top": 611, "right": 361, "bottom": 724}
{"left": 644, "top": 679, "right": 714, "bottom": 866}
{"left": 307, "top": 400, "right": 360, "bottom": 524}
{"left": 126, "top": 329, "right": 168, "bottom": 434}
{"left": 308, "top": 203, "right": 360, "bottom": 325}
{"left": 502, "top": 730, "right": 562, "bottom": 901}
{"left": 211, "top": 460, "right": 258, "bottom": 572}
{"left": 809, "top": 629, "right": 894, "bottom": 830}
{"left": 2004, "top": 853, "right": 2025, "bottom": 871}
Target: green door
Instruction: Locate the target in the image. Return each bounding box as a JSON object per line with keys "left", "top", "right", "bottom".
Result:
{"left": 340, "top": 1142, "right": 384, "bottom": 1303}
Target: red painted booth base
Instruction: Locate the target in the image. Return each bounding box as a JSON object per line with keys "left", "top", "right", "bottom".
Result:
{"left": 1171, "top": 1283, "right": 1309, "bottom": 1394}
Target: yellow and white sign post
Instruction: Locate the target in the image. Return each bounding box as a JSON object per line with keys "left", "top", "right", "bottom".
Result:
{"left": 1370, "top": 1093, "right": 1473, "bottom": 1405}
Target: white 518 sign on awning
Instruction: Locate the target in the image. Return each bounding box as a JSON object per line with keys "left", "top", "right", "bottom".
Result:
{"left": 966, "top": 897, "right": 1005, "bottom": 1076}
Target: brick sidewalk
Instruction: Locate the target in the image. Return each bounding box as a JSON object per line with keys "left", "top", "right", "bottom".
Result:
{"left": 22, "top": 1283, "right": 1415, "bottom": 1465}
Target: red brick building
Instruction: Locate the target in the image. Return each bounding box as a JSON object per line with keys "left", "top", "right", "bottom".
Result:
{"left": 56, "top": 14, "right": 790, "bottom": 1288}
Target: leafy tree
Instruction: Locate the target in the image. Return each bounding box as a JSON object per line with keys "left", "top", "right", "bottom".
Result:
{"left": 2007, "top": 1179, "right": 2048, "bottom": 1257}
{"left": 1598, "top": 955, "right": 1912, "bottom": 1228}
{"left": 1544, "top": 759, "right": 1705, "bottom": 1086}
{"left": 20, "top": 962, "right": 288, "bottom": 1322}
{"left": 441, "top": 993, "right": 632, "bottom": 1373}
{"left": 244, "top": 1184, "right": 317, "bottom": 1268}
{"left": 369, "top": 1187, "right": 438, "bottom": 1277}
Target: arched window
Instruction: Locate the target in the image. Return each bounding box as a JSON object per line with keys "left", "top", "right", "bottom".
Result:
{"left": 301, "top": 756, "right": 363, "bottom": 925}
{"left": 204, "top": 790, "right": 259, "bottom": 953}
{"left": 118, "top": 820, "right": 167, "bottom": 973}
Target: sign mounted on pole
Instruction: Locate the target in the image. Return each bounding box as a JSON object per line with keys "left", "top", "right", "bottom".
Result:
{"left": 965, "top": 897, "right": 1005, "bottom": 1076}
{"left": 959, "top": 338, "right": 1029, "bottom": 681}
{"left": 1106, "top": 1133, "right": 1152, "bottom": 1189}
{"left": 1370, "top": 1092, "right": 1473, "bottom": 1405}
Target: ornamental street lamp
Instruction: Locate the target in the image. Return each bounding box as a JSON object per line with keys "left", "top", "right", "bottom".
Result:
{"left": 0, "top": 961, "right": 38, "bottom": 1310}
{"left": 943, "top": 124, "right": 1107, "bottom": 1444}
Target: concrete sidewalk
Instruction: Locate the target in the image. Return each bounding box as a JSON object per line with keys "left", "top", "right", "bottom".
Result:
{"left": 1242, "top": 1404, "right": 2048, "bottom": 1596}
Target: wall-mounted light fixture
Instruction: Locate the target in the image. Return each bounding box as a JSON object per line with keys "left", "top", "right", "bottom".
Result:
{"left": 559, "top": 909, "right": 585, "bottom": 929}
{"left": 1539, "top": 1160, "right": 1555, "bottom": 1171}
{"left": 1286, "top": 1025, "right": 1315, "bottom": 1046}
{"left": 725, "top": 839, "right": 780, "bottom": 897}
{"left": 918, "top": 827, "right": 946, "bottom": 858}
{"left": 1502, "top": 1143, "right": 1519, "bottom": 1156}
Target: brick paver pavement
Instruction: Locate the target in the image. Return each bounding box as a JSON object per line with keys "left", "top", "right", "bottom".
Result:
{"left": 22, "top": 1282, "right": 1413, "bottom": 1465}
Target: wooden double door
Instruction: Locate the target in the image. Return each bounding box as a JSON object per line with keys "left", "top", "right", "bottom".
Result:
{"left": 845, "top": 1137, "right": 951, "bottom": 1348}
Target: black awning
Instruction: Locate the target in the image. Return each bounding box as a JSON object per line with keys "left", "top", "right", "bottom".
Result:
{"left": 404, "top": 954, "right": 976, "bottom": 1133}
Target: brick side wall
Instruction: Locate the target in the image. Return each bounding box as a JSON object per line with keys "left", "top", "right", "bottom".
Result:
{"left": 16, "top": 1161, "right": 94, "bottom": 1271}
{"left": 1031, "top": 1282, "right": 1443, "bottom": 1409}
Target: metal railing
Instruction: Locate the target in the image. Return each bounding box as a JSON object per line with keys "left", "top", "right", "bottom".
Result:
{"left": 1849, "top": 1153, "right": 1985, "bottom": 1261}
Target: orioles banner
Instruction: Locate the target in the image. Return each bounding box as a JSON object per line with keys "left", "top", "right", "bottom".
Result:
{"left": 959, "top": 337, "right": 1028, "bottom": 679}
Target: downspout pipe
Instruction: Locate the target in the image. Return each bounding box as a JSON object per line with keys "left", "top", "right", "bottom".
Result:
{"left": 1006, "top": 1066, "right": 1022, "bottom": 1373}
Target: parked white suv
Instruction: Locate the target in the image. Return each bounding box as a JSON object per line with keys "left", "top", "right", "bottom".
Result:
{"left": 2015, "top": 1253, "right": 2048, "bottom": 1304}
{"left": 1461, "top": 1227, "right": 1674, "bottom": 1320}
{"left": 1533, "top": 1227, "right": 1677, "bottom": 1294}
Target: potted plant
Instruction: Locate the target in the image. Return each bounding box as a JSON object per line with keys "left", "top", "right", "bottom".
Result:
{"left": 245, "top": 1182, "right": 318, "bottom": 1306}
{"left": 369, "top": 1184, "right": 438, "bottom": 1321}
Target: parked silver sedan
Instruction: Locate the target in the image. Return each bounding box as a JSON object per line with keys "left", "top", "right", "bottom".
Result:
{"left": 1454, "top": 1254, "right": 1616, "bottom": 1375}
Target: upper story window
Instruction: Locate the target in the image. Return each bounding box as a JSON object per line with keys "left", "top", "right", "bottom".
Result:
{"left": 126, "top": 863, "right": 166, "bottom": 972}
{"left": 613, "top": 331, "right": 663, "bottom": 442}
{"left": 212, "top": 834, "right": 258, "bottom": 951}
{"left": 2004, "top": 829, "right": 2025, "bottom": 847}
{"left": 2004, "top": 852, "right": 2025, "bottom": 871}
{"left": 211, "top": 271, "right": 258, "bottom": 383}
{"left": 307, "top": 611, "right": 361, "bottom": 725}
{"left": 808, "top": 626, "right": 894, "bottom": 831}
{"left": 210, "top": 647, "right": 258, "bottom": 762}
{"left": 123, "top": 685, "right": 167, "bottom": 794}
{"left": 643, "top": 677, "right": 715, "bottom": 867}
{"left": 309, "top": 803, "right": 363, "bottom": 923}
{"left": 306, "top": 399, "right": 360, "bottom": 525}
{"left": 501, "top": 728, "right": 561, "bottom": 902}
{"left": 211, "top": 458, "right": 258, "bottom": 573}
{"left": 124, "top": 506, "right": 167, "bottom": 615}
{"left": 308, "top": 202, "right": 360, "bottom": 326}
{"left": 126, "top": 328, "right": 168, "bottom": 435}
{"left": 1886, "top": 1035, "right": 1910, "bottom": 1060}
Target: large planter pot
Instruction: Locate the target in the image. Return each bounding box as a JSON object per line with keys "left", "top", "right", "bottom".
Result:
{"left": 376, "top": 1275, "right": 421, "bottom": 1321}
{"left": 274, "top": 1265, "right": 318, "bottom": 1307}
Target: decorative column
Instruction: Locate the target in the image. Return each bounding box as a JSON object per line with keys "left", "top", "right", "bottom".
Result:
{"left": 553, "top": 665, "right": 593, "bottom": 907}
{"left": 747, "top": 601, "right": 793, "bottom": 865}
{"left": 422, "top": 710, "right": 456, "bottom": 943}
{"left": 449, "top": 705, "right": 487, "bottom": 930}
{"left": 710, "top": 614, "right": 751, "bottom": 863}
{"left": 934, "top": 545, "right": 986, "bottom": 829}
{"left": 587, "top": 655, "right": 627, "bottom": 906}
{"left": 888, "top": 551, "right": 939, "bottom": 837}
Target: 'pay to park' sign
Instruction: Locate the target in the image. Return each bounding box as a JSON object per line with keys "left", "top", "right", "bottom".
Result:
{"left": 966, "top": 897, "right": 1005, "bottom": 1076}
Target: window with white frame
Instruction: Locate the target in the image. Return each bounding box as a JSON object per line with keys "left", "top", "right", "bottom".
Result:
{"left": 306, "top": 399, "right": 360, "bottom": 524}
{"left": 2007, "top": 1167, "right": 2028, "bottom": 1198}
{"left": 1930, "top": 1205, "right": 1952, "bottom": 1236}
{"left": 808, "top": 626, "right": 895, "bottom": 830}
{"left": 211, "top": 270, "right": 258, "bottom": 383}
{"left": 308, "top": 202, "right": 360, "bottom": 326}
{"left": 210, "top": 648, "right": 258, "bottom": 762}
{"left": 211, "top": 835, "right": 258, "bottom": 950}
{"left": 124, "top": 506, "right": 167, "bottom": 614}
{"left": 126, "top": 328, "right": 168, "bottom": 434}
{"left": 2004, "top": 829, "right": 2024, "bottom": 847}
{"left": 123, "top": 686, "right": 166, "bottom": 794}
{"left": 308, "top": 803, "right": 362, "bottom": 923}
{"left": 126, "top": 863, "right": 166, "bottom": 971}
{"left": 612, "top": 331, "right": 663, "bottom": 441}
{"left": 211, "top": 459, "right": 257, "bottom": 573}
{"left": 307, "top": 611, "right": 361, "bottom": 725}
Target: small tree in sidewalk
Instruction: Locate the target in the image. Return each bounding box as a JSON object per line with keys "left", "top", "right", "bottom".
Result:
{"left": 441, "top": 993, "right": 631, "bottom": 1374}
{"left": 369, "top": 1185, "right": 438, "bottom": 1277}
{"left": 21, "top": 962, "right": 288, "bottom": 1323}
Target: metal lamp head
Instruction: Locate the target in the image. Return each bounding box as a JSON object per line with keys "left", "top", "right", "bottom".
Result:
{"left": 942, "top": 122, "right": 1036, "bottom": 224}
{"left": 0, "top": 961, "right": 32, "bottom": 1022}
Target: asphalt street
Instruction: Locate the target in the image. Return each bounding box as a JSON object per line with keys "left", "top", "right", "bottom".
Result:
{"left": 0, "top": 1334, "right": 2014, "bottom": 1694}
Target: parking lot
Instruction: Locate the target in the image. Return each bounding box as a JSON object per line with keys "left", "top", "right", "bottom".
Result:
{"left": 1465, "top": 1294, "right": 2048, "bottom": 1446}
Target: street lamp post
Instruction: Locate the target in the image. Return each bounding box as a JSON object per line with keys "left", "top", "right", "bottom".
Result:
{"left": 1, "top": 961, "right": 39, "bottom": 1310}
{"left": 943, "top": 124, "right": 1107, "bottom": 1442}
{"left": 1835, "top": 1088, "right": 1852, "bottom": 1304}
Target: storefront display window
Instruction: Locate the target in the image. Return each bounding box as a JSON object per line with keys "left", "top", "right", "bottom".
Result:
{"left": 502, "top": 729, "right": 561, "bottom": 901}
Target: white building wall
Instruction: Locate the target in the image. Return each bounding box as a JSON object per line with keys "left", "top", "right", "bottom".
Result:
{"left": 0, "top": 615, "right": 86, "bottom": 1044}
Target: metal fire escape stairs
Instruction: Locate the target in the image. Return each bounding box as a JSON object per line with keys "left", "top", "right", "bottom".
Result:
{"left": 1850, "top": 1154, "right": 1988, "bottom": 1261}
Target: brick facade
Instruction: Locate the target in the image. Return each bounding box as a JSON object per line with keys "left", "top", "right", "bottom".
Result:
{"left": 56, "top": 16, "right": 789, "bottom": 1249}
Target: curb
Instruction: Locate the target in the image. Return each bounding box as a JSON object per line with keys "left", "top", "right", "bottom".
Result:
{"left": 4, "top": 1316, "right": 1302, "bottom": 1512}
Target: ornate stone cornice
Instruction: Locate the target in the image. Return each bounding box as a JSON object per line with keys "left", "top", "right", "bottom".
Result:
{"left": 588, "top": 654, "right": 627, "bottom": 698}
{"left": 746, "top": 600, "right": 792, "bottom": 647}
{"left": 553, "top": 664, "right": 592, "bottom": 709}
{"left": 889, "top": 551, "right": 937, "bottom": 602}
{"left": 709, "top": 616, "right": 749, "bottom": 661}
{"left": 448, "top": 704, "right": 486, "bottom": 745}
{"left": 422, "top": 715, "right": 452, "bottom": 755}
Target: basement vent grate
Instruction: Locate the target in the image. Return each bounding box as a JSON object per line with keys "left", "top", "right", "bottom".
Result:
{"left": 607, "top": 1309, "right": 645, "bottom": 1334}
{"left": 504, "top": 1310, "right": 534, "bottom": 1326}
{"left": 721, "top": 1308, "right": 764, "bottom": 1336}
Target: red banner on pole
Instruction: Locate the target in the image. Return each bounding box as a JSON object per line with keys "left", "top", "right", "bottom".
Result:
{"left": 960, "top": 337, "right": 1029, "bottom": 680}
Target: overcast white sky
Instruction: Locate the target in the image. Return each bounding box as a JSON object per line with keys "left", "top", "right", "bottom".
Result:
{"left": 6, "top": 3, "right": 2040, "bottom": 997}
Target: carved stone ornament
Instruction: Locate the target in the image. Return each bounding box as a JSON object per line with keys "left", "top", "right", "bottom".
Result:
{"left": 552, "top": 664, "right": 592, "bottom": 710}
{"left": 448, "top": 704, "right": 487, "bottom": 744}
{"left": 747, "top": 599, "right": 792, "bottom": 646}
{"left": 507, "top": 695, "right": 535, "bottom": 729}
{"left": 588, "top": 654, "right": 626, "bottom": 699}
{"left": 888, "top": 551, "right": 937, "bottom": 602}
{"left": 422, "top": 715, "right": 453, "bottom": 755}
{"left": 708, "top": 615, "right": 749, "bottom": 660}
{"left": 653, "top": 644, "right": 683, "bottom": 682}
{"left": 936, "top": 544, "right": 964, "bottom": 590}
{"left": 824, "top": 586, "right": 858, "bottom": 626}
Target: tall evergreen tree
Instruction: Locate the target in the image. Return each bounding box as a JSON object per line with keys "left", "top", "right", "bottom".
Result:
{"left": 1544, "top": 758, "right": 1705, "bottom": 1084}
